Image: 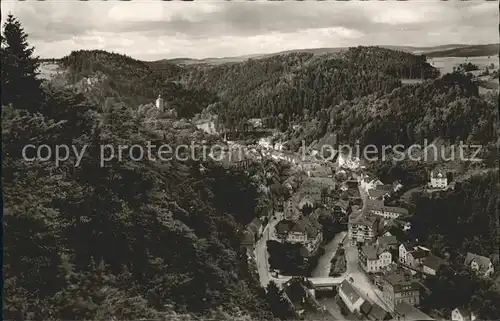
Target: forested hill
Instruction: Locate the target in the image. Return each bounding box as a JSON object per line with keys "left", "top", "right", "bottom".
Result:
{"left": 176, "top": 46, "right": 439, "bottom": 129}
{"left": 58, "top": 50, "right": 218, "bottom": 118}
{"left": 4, "top": 17, "right": 279, "bottom": 320}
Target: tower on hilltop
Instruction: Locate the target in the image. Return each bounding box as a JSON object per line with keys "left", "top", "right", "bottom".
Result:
{"left": 155, "top": 94, "right": 164, "bottom": 110}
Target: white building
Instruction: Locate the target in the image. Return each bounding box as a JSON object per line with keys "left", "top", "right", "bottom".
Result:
{"left": 464, "top": 252, "right": 495, "bottom": 277}
{"left": 258, "top": 137, "right": 272, "bottom": 150}
{"left": 338, "top": 280, "right": 367, "bottom": 314}
{"left": 155, "top": 94, "right": 164, "bottom": 110}
{"left": 367, "top": 200, "right": 409, "bottom": 220}
{"left": 428, "top": 170, "right": 448, "bottom": 189}
{"left": 348, "top": 210, "right": 380, "bottom": 245}
{"left": 451, "top": 307, "right": 477, "bottom": 321}
{"left": 359, "top": 244, "right": 393, "bottom": 273}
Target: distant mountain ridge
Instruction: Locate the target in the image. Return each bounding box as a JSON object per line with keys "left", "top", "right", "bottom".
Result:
{"left": 157, "top": 44, "right": 498, "bottom": 66}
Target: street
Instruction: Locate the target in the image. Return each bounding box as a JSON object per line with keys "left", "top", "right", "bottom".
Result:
{"left": 254, "top": 212, "right": 283, "bottom": 288}
{"left": 345, "top": 242, "right": 391, "bottom": 311}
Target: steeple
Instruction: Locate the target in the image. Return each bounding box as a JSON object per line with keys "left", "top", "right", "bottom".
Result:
{"left": 155, "top": 94, "right": 164, "bottom": 110}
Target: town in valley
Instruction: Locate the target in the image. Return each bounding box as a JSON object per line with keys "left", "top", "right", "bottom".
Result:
{"left": 2, "top": 1, "right": 499, "bottom": 321}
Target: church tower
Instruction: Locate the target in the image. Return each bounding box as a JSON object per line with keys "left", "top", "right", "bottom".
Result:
{"left": 155, "top": 94, "right": 164, "bottom": 111}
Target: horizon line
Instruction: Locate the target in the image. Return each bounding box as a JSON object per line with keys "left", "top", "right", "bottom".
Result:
{"left": 37, "top": 42, "right": 499, "bottom": 63}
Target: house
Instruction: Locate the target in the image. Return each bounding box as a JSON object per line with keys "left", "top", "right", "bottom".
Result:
{"left": 219, "top": 148, "right": 253, "bottom": 170}
{"left": 399, "top": 243, "right": 430, "bottom": 267}
{"left": 346, "top": 179, "right": 359, "bottom": 189}
{"left": 247, "top": 118, "right": 263, "bottom": 128}
{"left": 247, "top": 218, "right": 263, "bottom": 240}
{"left": 257, "top": 137, "right": 273, "bottom": 150}
{"left": 406, "top": 247, "right": 431, "bottom": 268}
{"left": 348, "top": 209, "right": 381, "bottom": 245}
{"left": 367, "top": 200, "right": 409, "bottom": 220}
{"left": 402, "top": 221, "right": 411, "bottom": 231}
{"left": 451, "top": 307, "right": 477, "bottom": 321}
{"left": 377, "top": 235, "right": 399, "bottom": 251}
{"left": 428, "top": 170, "right": 448, "bottom": 189}
{"left": 464, "top": 252, "right": 495, "bottom": 277}
{"left": 422, "top": 254, "right": 447, "bottom": 276}
{"left": 338, "top": 279, "right": 367, "bottom": 313}
{"left": 276, "top": 219, "right": 295, "bottom": 239}
{"left": 393, "top": 301, "right": 434, "bottom": 320}
{"left": 393, "top": 180, "right": 404, "bottom": 192}
{"left": 240, "top": 230, "right": 255, "bottom": 250}
{"left": 382, "top": 270, "right": 420, "bottom": 311}
{"left": 360, "top": 301, "right": 391, "bottom": 321}
{"left": 276, "top": 217, "right": 323, "bottom": 254}
{"left": 359, "top": 243, "right": 393, "bottom": 273}
{"left": 366, "top": 178, "right": 384, "bottom": 190}
{"left": 368, "top": 188, "right": 391, "bottom": 200}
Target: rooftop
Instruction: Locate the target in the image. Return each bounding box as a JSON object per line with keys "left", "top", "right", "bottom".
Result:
{"left": 464, "top": 252, "right": 492, "bottom": 271}
{"left": 291, "top": 215, "right": 322, "bottom": 238}
{"left": 361, "top": 243, "right": 389, "bottom": 260}
{"left": 339, "top": 280, "right": 365, "bottom": 305}
{"left": 376, "top": 184, "right": 394, "bottom": 192}
{"left": 394, "top": 302, "right": 434, "bottom": 320}
{"left": 240, "top": 230, "right": 254, "bottom": 245}
{"left": 377, "top": 235, "right": 399, "bottom": 249}
{"left": 410, "top": 248, "right": 430, "bottom": 260}
{"left": 384, "top": 270, "right": 417, "bottom": 287}
{"left": 348, "top": 209, "right": 379, "bottom": 226}
{"left": 454, "top": 307, "right": 474, "bottom": 321}
{"left": 367, "top": 199, "right": 409, "bottom": 215}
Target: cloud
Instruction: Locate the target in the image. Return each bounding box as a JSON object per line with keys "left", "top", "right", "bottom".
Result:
{"left": 1, "top": 0, "right": 497, "bottom": 60}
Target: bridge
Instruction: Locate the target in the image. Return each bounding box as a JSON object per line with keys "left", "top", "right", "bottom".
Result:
{"left": 275, "top": 275, "right": 346, "bottom": 289}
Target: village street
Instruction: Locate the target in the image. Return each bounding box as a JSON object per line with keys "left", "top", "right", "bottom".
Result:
{"left": 345, "top": 242, "right": 391, "bottom": 311}
{"left": 251, "top": 146, "right": 392, "bottom": 316}
{"left": 254, "top": 211, "right": 283, "bottom": 288}
{"left": 344, "top": 177, "right": 393, "bottom": 311}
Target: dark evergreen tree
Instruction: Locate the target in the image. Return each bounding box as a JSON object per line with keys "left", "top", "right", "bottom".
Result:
{"left": 1, "top": 14, "right": 42, "bottom": 111}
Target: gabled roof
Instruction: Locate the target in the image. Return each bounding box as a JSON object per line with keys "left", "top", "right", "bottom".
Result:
{"left": 339, "top": 280, "right": 364, "bottom": 305}
{"left": 247, "top": 218, "right": 262, "bottom": 235}
{"left": 368, "top": 189, "right": 390, "bottom": 199}
{"left": 291, "top": 216, "right": 322, "bottom": 238}
{"left": 361, "top": 301, "right": 373, "bottom": 315}
{"left": 453, "top": 307, "right": 474, "bottom": 321}
{"left": 348, "top": 209, "right": 379, "bottom": 226}
{"left": 361, "top": 244, "right": 390, "bottom": 260}
{"left": 367, "top": 200, "right": 409, "bottom": 215}
{"left": 409, "top": 248, "right": 430, "bottom": 260}
{"left": 276, "top": 219, "right": 295, "bottom": 235}
{"left": 464, "top": 252, "right": 492, "bottom": 271}
{"left": 394, "top": 302, "right": 434, "bottom": 320}
{"left": 430, "top": 170, "right": 446, "bottom": 179}
{"left": 423, "top": 254, "right": 447, "bottom": 271}
{"left": 376, "top": 184, "right": 394, "bottom": 192}
{"left": 377, "top": 235, "right": 398, "bottom": 249}
{"left": 384, "top": 270, "right": 418, "bottom": 288}
{"left": 370, "top": 304, "right": 390, "bottom": 320}
{"left": 240, "top": 230, "right": 254, "bottom": 245}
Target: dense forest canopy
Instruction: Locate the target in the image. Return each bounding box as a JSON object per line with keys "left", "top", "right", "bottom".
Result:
{"left": 2, "top": 15, "right": 276, "bottom": 321}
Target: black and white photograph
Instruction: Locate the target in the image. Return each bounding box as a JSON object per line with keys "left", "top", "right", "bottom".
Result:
{"left": 1, "top": 1, "right": 499, "bottom": 320}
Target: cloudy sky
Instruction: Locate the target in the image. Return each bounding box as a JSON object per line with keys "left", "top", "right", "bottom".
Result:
{"left": 1, "top": 0, "right": 497, "bottom": 61}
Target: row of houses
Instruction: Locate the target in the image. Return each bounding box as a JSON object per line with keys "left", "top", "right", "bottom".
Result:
{"left": 337, "top": 278, "right": 433, "bottom": 320}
